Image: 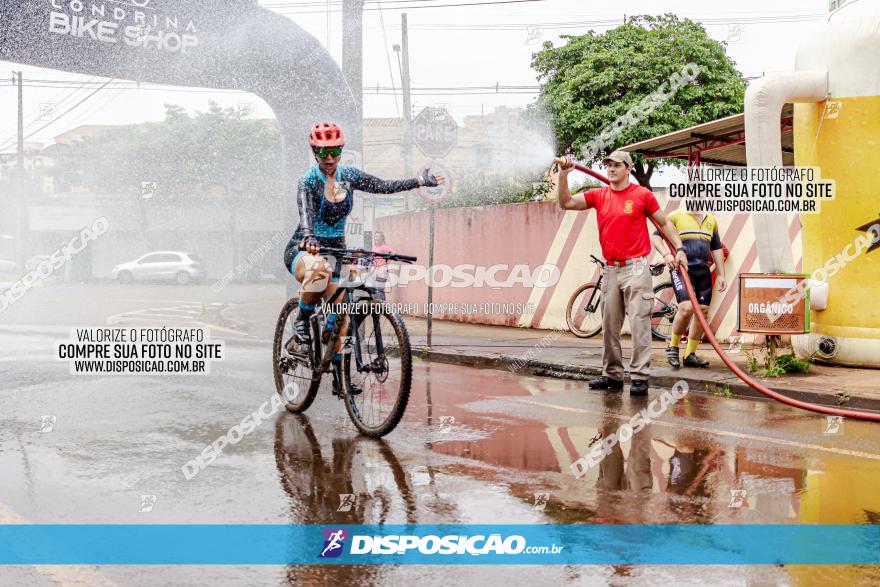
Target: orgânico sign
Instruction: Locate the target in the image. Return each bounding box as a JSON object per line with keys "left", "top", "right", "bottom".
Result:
{"left": 412, "top": 107, "right": 458, "bottom": 159}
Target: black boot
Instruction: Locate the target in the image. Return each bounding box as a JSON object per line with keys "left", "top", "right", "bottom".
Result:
{"left": 630, "top": 379, "right": 649, "bottom": 396}
{"left": 589, "top": 376, "right": 624, "bottom": 390}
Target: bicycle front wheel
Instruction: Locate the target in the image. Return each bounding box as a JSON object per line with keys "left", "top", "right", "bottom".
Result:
{"left": 565, "top": 283, "right": 603, "bottom": 338}
{"left": 343, "top": 303, "right": 412, "bottom": 437}
{"left": 273, "top": 298, "right": 320, "bottom": 413}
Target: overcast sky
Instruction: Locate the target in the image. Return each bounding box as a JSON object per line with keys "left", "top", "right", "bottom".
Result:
{"left": 0, "top": 0, "right": 829, "bottom": 160}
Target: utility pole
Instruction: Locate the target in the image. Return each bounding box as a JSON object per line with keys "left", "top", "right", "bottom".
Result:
{"left": 342, "top": 0, "right": 365, "bottom": 245}
{"left": 342, "top": 0, "right": 364, "bottom": 131}
{"left": 400, "top": 13, "right": 413, "bottom": 210}
{"left": 15, "top": 71, "right": 26, "bottom": 273}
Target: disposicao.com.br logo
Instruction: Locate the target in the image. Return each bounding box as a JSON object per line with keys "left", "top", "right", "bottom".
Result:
{"left": 318, "top": 528, "right": 563, "bottom": 560}
{"left": 319, "top": 528, "right": 348, "bottom": 558}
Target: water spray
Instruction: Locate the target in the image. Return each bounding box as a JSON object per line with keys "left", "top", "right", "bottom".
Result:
{"left": 553, "top": 157, "right": 880, "bottom": 422}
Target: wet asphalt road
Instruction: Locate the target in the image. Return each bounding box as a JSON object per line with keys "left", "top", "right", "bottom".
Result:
{"left": 2, "top": 327, "right": 880, "bottom": 586}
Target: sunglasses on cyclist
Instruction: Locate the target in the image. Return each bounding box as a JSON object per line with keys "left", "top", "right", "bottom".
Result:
{"left": 313, "top": 146, "right": 343, "bottom": 158}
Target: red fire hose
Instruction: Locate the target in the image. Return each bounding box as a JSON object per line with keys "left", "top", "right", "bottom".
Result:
{"left": 565, "top": 160, "right": 880, "bottom": 421}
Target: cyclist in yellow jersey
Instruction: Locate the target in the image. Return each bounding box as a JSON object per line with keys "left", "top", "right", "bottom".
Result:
{"left": 651, "top": 208, "right": 727, "bottom": 368}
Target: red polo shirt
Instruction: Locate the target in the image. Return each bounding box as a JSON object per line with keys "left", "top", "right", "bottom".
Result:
{"left": 583, "top": 183, "right": 660, "bottom": 262}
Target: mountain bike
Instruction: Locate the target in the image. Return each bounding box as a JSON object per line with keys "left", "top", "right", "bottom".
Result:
{"left": 565, "top": 254, "right": 680, "bottom": 341}
{"left": 273, "top": 247, "right": 416, "bottom": 437}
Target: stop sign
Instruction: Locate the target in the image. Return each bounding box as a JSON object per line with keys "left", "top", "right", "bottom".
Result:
{"left": 417, "top": 162, "right": 452, "bottom": 205}
{"left": 412, "top": 107, "right": 458, "bottom": 159}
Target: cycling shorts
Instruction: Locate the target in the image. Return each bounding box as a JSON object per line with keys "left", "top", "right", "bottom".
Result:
{"left": 671, "top": 265, "right": 713, "bottom": 306}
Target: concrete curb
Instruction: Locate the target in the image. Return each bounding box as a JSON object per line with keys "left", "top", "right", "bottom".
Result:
{"left": 414, "top": 345, "right": 880, "bottom": 413}
{"left": 6, "top": 324, "right": 877, "bottom": 413}
{"left": 120, "top": 319, "right": 880, "bottom": 413}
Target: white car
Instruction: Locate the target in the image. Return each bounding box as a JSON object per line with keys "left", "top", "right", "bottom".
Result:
{"left": 112, "top": 251, "right": 207, "bottom": 285}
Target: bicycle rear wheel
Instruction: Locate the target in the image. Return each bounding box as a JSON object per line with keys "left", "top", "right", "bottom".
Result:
{"left": 651, "top": 282, "right": 682, "bottom": 342}
{"left": 273, "top": 298, "right": 321, "bottom": 413}
{"left": 565, "top": 283, "right": 603, "bottom": 338}
{"left": 342, "top": 302, "right": 412, "bottom": 437}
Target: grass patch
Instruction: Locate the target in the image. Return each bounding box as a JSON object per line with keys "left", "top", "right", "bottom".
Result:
{"left": 745, "top": 343, "right": 812, "bottom": 378}
{"left": 713, "top": 383, "right": 733, "bottom": 398}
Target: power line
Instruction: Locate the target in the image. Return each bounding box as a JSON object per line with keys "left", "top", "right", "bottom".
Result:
{"left": 64, "top": 85, "right": 127, "bottom": 130}
{"left": 6, "top": 73, "right": 778, "bottom": 96}
{"left": 0, "top": 79, "right": 114, "bottom": 152}
{"left": 264, "top": 0, "right": 539, "bottom": 7}
{"left": 268, "top": 0, "right": 547, "bottom": 14}
{"left": 361, "top": 11, "right": 825, "bottom": 30}
{"left": 7, "top": 79, "right": 543, "bottom": 91}
{"left": 0, "top": 75, "right": 99, "bottom": 152}
{"left": 375, "top": 0, "right": 401, "bottom": 117}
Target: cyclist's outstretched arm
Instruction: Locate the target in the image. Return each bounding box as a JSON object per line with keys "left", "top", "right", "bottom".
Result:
{"left": 349, "top": 166, "right": 444, "bottom": 194}
{"left": 349, "top": 169, "right": 420, "bottom": 194}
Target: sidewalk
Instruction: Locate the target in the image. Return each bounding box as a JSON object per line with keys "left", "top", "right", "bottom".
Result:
{"left": 226, "top": 302, "right": 880, "bottom": 412}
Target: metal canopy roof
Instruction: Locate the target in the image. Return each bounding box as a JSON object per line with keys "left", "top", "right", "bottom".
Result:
{"left": 621, "top": 103, "right": 794, "bottom": 166}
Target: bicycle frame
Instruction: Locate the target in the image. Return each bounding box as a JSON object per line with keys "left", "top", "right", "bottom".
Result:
{"left": 582, "top": 274, "right": 603, "bottom": 313}
{"left": 581, "top": 257, "right": 606, "bottom": 313}
{"left": 306, "top": 277, "right": 388, "bottom": 378}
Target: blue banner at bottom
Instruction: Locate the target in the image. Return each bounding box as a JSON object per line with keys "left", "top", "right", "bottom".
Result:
{"left": 0, "top": 525, "right": 878, "bottom": 565}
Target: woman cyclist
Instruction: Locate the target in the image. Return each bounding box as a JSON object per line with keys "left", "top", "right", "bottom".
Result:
{"left": 283, "top": 121, "right": 444, "bottom": 378}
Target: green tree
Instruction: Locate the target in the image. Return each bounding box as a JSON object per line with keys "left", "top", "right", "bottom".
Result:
{"left": 51, "top": 102, "right": 282, "bottom": 198}
{"left": 531, "top": 14, "right": 746, "bottom": 188}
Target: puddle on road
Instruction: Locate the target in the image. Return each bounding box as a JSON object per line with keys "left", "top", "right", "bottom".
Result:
{"left": 392, "top": 362, "right": 880, "bottom": 529}
{"left": 270, "top": 361, "right": 880, "bottom": 585}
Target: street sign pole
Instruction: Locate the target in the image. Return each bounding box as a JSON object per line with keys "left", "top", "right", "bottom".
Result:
{"left": 427, "top": 205, "right": 435, "bottom": 347}
{"left": 411, "top": 103, "right": 456, "bottom": 348}
{"left": 417, "top": 164, "right": 451, "bottom": 349}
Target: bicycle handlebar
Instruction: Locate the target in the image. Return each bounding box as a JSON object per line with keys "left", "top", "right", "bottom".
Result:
{"left": 301, "top": 245, "right": 418, "bottom": 264}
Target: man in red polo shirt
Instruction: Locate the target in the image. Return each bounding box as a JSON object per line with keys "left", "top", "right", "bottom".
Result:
{"left": 557, "top": 151, "right": 686, "bottom": 395}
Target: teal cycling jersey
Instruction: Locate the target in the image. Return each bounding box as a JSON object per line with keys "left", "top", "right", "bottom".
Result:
{"left": 283, "top": 165, "right": 420, "bottom": 270}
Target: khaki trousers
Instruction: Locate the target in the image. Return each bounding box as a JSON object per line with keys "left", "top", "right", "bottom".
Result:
{"left": 600, "top": 260, "right": 654, "bottom": 381}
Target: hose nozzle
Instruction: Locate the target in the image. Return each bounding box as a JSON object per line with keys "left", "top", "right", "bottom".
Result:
{"left": 554, "top": 156, "right": 574, "bottom": 170}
